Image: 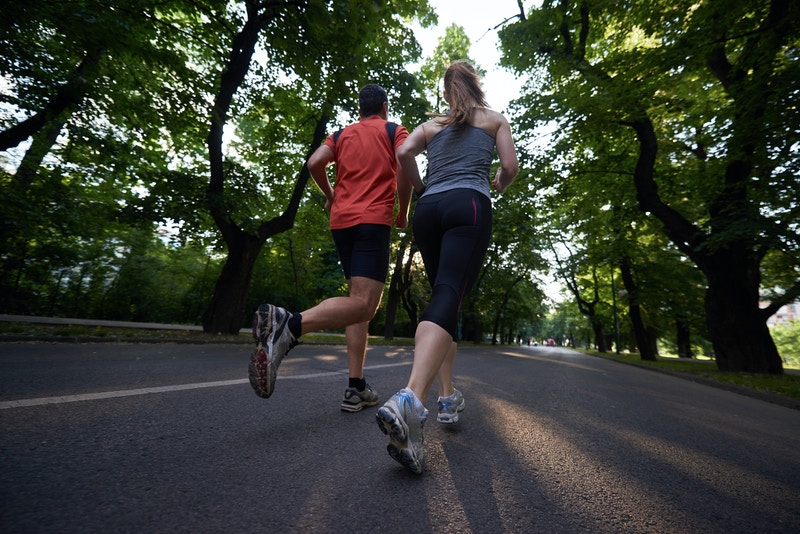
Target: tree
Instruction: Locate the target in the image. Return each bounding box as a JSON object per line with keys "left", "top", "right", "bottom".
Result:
{"left": 476, "top": 167, "right": 548, "bottom": 344}
{"left": 500, "top": 0, "right": 800, "bottom": 373}
{"left": 196, "top": 0, "right": 434, "bottom": 333}
{"left": 418, "top": 23, "right": 476, "bottom": 111}
{"left": 1, "top": 0, "right": 438, "bottom": 333}
{"left": 1, "top": 0, "right": 227, "bottom": 316}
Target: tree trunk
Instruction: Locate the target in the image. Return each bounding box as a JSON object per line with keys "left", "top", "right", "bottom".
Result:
{"left": 14, "top": 118, "right": 69, "bottom": 187}
{"left": 627, "top": 117, "right": 783, "bottom": 374}
{"left": 399, "top": 240, "right": 420, "bottom": 329}
{"left": 384, "top": 235, "right": 412, "bottom": 339}
{"left": 619, "top": 256, "right": 657, "bottom": 361}
{"left": 676, "top": 317, "right": 693, "bottom": 358}
{"left": 591, "top": 317, "right": 607, "bottom": 352}
{"left": 704, "top": 251, "right": 782, "bottom": 373}
{"left": 461, "top": 310, "right": 483, "bottom": 344}
{"left": 201, "top": 232, "right": 262, "bottom": 334}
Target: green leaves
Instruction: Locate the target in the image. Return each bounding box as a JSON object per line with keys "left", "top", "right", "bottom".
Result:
{"left": 498, "top": 0, "right": 799, "bottom": 367}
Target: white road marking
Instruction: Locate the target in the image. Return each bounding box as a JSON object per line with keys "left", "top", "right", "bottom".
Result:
{"left": 0, "top": 361, "right": 412, "bottom": 410}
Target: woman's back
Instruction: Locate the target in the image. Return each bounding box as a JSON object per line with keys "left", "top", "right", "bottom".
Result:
{"left": 424, "top": 123, "right": 496, "bottom": 197}
{"left": 421, "top": 106, "right": 505, "bottom": 143}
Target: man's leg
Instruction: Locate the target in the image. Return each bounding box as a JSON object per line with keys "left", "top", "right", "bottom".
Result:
{"left": 342, "top": 276, "right": 384, "bottom": 374}
{"left": 346, "top": 321, "right": 369, "bottom": 379}
{"left": 297, "top": 294, "right": 373, "bottom": 335}
{"left": 339, "top": 276, "right": 385, "bottom": 412}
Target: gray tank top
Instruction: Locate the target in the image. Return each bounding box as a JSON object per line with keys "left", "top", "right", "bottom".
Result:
{"left": 422, "top": 124, "right": 496, "bottom": 199}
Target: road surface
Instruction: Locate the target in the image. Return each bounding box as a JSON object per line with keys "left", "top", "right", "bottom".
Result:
{"left": 1, "top": 342, "right": 799, "bottom": 533}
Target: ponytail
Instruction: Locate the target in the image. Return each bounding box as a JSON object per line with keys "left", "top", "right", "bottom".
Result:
{"left": 436, "top": 60, "right": 488, "bottom": 128}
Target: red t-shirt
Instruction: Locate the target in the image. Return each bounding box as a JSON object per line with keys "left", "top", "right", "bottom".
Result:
{"left": 324, "top": 116, "right": 408, "bottom": 230}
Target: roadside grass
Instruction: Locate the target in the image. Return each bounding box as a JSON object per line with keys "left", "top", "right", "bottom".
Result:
{"left": 1, "top": 321, "right": 795, "bottom": 403}
{"left": 585, "top": 350, "right": 800, "bottom": 402}
{"left": 0, "top": 322, "right": 244, "bottom": 342}
{"left": 0, "top": 322, "right": 415, "bottom": 346}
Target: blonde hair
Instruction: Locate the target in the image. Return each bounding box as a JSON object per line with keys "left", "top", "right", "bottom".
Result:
{"left": 436, "top": 60, "right": 488, "bottom": 128}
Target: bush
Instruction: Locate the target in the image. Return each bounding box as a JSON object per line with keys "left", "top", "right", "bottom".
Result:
{"left": 773, "top": 320, "right": 800, "bottom": 370}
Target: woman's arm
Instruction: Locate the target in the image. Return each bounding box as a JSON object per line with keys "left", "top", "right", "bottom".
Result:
{"left": 492, "top": 115, "right": 519, "bottom": 194}
{"left": 396, "top": 125, "right": 428, "bottom": 195}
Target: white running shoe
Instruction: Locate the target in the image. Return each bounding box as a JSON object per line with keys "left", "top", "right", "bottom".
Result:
{"left": 375, "top": 388, "right": 428, "bottom": 474}
{"left": 248, "top": 304, "right": 298, "bottom": 399}
{"left": 437, "top": 388, "right": 465, "bottom": 424}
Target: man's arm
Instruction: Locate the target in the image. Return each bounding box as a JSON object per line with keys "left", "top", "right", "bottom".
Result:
{"left": 307, "top": 144, "right": 336, "bottom": 210}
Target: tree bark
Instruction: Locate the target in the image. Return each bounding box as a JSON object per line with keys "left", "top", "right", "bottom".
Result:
{"left": 384, "top": 234, "right": 413, "bottom": 339}
{"left": 703, "top": 249, "right": 783, "bottom": 373}
{"left": 675, "top": 316, "right": 693, "bottom": 359}
{"left": 619, "top": 256, "right": 657, "bottom": 361}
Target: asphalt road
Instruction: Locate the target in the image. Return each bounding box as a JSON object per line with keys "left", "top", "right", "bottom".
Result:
{"left": 1, "top": 341, "right": 799, "bottom": 533}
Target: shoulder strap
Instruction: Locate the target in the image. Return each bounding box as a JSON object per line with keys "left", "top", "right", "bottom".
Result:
{"left": 332, "top": 122, "right": 397, "bottom": 146}
{"left": 385, "top": 121, "right": 398, "bottom": 146}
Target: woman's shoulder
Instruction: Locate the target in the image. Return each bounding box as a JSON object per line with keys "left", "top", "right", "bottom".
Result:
{"left": 420, "top": 118, "right": 447, "bottom": 141}
{"left": 469, "top": 107, "right": 508, "bottom": 135}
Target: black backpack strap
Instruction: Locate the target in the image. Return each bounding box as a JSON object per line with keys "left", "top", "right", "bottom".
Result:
{"left": 385, "top": 121, "right": 398, "bottom": 146}
{"left": 333, "top": 122, "right": 397, "bottom": 146}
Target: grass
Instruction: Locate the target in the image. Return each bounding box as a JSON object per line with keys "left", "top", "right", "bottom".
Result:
{"left": 585, "top": 350, "right": 800, "bottom": 404}
{"left": 1, "top": 321, "right": 796, "bottom": 406}
{"left": 0, "top": 321, "right": 415, "bottom": 346}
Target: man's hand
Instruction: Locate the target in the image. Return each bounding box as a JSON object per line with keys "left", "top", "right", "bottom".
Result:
{"left": 395, "top": 212, "right": 408, "bottom": 229}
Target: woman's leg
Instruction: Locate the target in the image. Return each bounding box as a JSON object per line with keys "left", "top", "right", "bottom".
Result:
{"left": 406, "top": 320, "right": 453, "bottom": 403}
{"left": 436, "top": 341, "right": 457, "bottom": 397}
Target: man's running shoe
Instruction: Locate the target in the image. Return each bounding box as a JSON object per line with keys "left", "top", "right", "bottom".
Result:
{"left": 248, "top": 304, "right": 298, "bottom": 399}
{"left": 376, "top": 388, "right": 428, "bottom": 474}
{"left": 340, "top": 384, "right": 379, "bottom": 412}
{"left": 437, "top": 388, "right": 465, "bottom": 424}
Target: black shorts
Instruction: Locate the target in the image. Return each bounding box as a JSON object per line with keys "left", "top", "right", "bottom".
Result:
{"left": 331, "top": 223, "right": 391, "bottom": 283}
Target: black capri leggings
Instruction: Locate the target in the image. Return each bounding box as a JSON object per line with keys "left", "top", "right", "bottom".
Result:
{"left": 413, "top": 189, "right": 492, "bottom": 341}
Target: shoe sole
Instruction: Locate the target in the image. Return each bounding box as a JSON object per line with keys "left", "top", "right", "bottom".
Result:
{"left": 249, "top": 306, "right": 276, "bottom": 399}
{"left": 248, "top": 347, "right": 273, "bottom": 398}
{"left": 340, "top": 398, "right": 379, "bottom": 412}
{"left": 376, "top": 406, "right": 422, "bottom": 474}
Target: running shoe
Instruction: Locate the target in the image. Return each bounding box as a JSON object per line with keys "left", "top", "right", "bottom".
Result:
{"left": 437, "top": 388, "right": 465, "bottom": 424}
{"left": 340, "top": 383, "right": 379, "bottom": 412}
{"left": 248, "top": 304, "right": 298, "bottom": 399}
{"left": 375, "top": 388, "right": 428, "bottom": 474}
